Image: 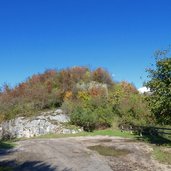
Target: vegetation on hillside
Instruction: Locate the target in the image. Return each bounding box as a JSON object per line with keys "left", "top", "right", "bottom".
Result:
{"left": 0, "top": 66, "right": 152, "bottom": 131}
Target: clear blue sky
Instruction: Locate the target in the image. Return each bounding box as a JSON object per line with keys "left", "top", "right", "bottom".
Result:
{"left": 0, "top": 0, "right": 171, "bottom": 88}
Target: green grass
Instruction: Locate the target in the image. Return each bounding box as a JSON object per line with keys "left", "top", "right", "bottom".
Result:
{"left": 0, "top": 141, "right": 15, "bottom": 149}
{"left": 0, "top": 141, "right": 15, "bottom": 171}
{"left": 88, "top": 145, "right": 130, "bottom": 157}
{"left": 37, "top": 129, "right": 136, "bottom": 139}
{"left": 153, "top": 147, "right": 171, "bottom": 165}
{"left": 0, "top": 167, "right": 13, "bottom": 171}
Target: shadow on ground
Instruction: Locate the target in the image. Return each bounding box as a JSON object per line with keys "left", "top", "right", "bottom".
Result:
{"left": 0, "top": 160, "right": 72, "bottom": 171}
{"left": 136, "top": 134, "right": 171, "bottom": 146}
{"left": 0, "top": 141, "right": 15, "bottom": 158}
{"left": 0, "top": 141, "right": 14, "bottom": 150}
{"left": 0, "top": 141, "right": 72, "bottom": 171}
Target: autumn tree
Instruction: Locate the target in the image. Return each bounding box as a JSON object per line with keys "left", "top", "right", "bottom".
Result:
{"left": 92, "top": 68, "right": 113, "bottom": 86}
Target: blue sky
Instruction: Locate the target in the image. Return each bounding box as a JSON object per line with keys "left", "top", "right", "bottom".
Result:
{"left": 0, "top": 0, "right": 171, "bottom": 88}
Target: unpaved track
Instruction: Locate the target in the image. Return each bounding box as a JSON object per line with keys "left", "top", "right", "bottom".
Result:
{"left": 0, "top": 136, "right": 171, "bottom": 171}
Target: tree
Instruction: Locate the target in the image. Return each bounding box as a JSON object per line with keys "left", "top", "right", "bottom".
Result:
{"left": 92, "top": 68, "right": 113, "bottom": 86}
{"left": 145, "top": 50, "right": 171, "bottom": 125}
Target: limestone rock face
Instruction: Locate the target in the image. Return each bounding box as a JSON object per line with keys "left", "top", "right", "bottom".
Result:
{"left": 0, "top": 109, "right": 82, "bottom": 139}
{"left": 0, "top": 126, "right": 2, "bottom": 139}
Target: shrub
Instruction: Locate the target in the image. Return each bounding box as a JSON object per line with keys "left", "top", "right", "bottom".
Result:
{"left": 117, "top": 93, "right": 153, "bottom": 125}
{"left": 63, "top": 96, "right": 115, "bottom": 131}
{"left": 109, "top": 83, "right": 153, "bottom": 126}
{"left": 70, "top": 107, "right": 97, "bottom": 132}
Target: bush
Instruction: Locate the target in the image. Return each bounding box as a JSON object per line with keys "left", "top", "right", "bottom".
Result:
{"left": 70, "top": 107, "right": 97, "bottom": 132}
{"left": 62, "top": 96, "right": 115, "bottom": 131}
{"left": 109, "top": 83, "right": 153, "bottom": 126}
{"left": 117, "top": 94, "right": 153, "bottom": 126}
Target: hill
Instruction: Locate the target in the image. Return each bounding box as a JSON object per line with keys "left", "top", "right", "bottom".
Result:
{"left": 0, "top": 67, "right": 152, "bottom": 131}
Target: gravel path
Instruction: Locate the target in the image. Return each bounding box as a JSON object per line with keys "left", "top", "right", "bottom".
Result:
{"left": 0, "top": 136, "right": 170, "bottom": 171}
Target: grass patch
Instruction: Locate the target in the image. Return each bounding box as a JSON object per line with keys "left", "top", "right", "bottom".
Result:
{"left": 37, "top": 129, "right": 136, "bottom": 139}
{"left": 87, "top": 129, "right": 135, "bottom": 138}
{"left": 0, "top": 141, "right": 15, "bottom": 149}
{"left": 0, "top": 141, "right": 15, "bottom": 171}
{"left": 0, "top": 166, "right": 13, "bottom": 171}
{"left": 88, "top": 145, "right": 130, "bottom": 157}
{"left": 153, "top": 147, "right": 171, "bottom": 165}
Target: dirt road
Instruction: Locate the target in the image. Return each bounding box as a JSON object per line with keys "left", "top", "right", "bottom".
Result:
{"left": 0, "top": 136, "right": 170, "bottom": 171}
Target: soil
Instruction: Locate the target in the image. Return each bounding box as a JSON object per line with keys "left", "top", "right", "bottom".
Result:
{"left": 0, "top": 136, "right": 171, "bottom": 171}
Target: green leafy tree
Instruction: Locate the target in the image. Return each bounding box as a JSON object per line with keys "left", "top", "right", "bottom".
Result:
{"left": 145, "top": 50, "right": 171, "bottom": 124}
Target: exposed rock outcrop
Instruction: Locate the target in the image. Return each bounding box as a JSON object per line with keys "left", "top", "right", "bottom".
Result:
{"left": 0, "top": 109, "right": 82, "bottom": 140}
